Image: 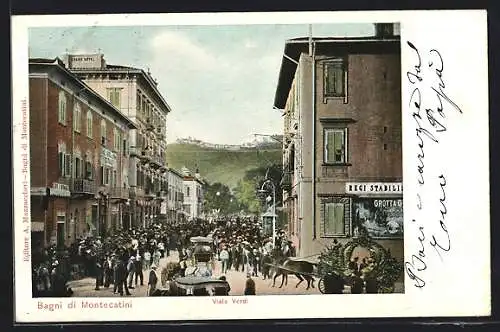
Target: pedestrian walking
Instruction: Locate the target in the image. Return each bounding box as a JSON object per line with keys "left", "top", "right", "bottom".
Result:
{"left": 143, "top": 250, "right": 151, "bottom": 270}
{"left": 116, "top": 258, "right": 131, "bottom": 296}
{"left": 134, "top": 255, "right": 144, "bottom": 286}
{"left": 127, "top": 256, "right": 136, "bottom": 289}
{"left": 244, "top": 273, "right": 256, "bottom": 295}
{"left": 219, "top": 247, "right": 229, "bottom": 274}
{"left": 147, "top": 264, "right": 159, "bottom": 296}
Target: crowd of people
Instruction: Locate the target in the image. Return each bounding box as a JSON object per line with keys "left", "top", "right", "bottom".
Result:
{"left": 32, "top": 216, "right": 296, "bottom": 297}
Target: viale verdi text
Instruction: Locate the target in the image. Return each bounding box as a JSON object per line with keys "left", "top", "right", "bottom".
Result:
{"left": 404, "top": 41, "right": 463, "bottom": 288}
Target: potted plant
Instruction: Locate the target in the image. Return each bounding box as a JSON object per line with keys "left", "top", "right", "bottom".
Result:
{"left": 317, "top": 240, "right": 347, "bottom": 294}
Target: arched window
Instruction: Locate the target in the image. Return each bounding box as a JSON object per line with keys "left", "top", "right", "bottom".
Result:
{"left": 100, "top": 119, "right": 107, "bottom": 146}
{"left": 73, "top": 102, "right": 81, "bottom": 132}
{"left": 58, "top": 91, "right": 67, "bottom": 124}
{"left": 87, "top": 111, "right": 93, "bottom": 138}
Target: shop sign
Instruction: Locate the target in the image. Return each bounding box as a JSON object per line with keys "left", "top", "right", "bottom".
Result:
{"left": 346, "top": 182, "right": 402, "bottom": 195}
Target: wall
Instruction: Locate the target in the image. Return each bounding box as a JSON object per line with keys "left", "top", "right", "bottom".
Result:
{"left": 29, "top": 78, "right": 48, "bottom": 188}
{"left": 294, "top": 50, "right": 403, "bottom": 259}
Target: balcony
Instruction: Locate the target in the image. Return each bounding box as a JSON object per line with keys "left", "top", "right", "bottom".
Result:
{"left": 150, "top": 154, "right": 165, "bottom": 168}
{"left": 70, "top": 179, "right": 96, "bottom": 195}
{"left": 110, "top": 187, "right": 129, "bottom": 199}
{"left": 144, "top": 186, "right": 156, "bottom": 199}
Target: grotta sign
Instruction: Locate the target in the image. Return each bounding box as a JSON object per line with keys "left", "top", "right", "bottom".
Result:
{"left": 352, "top": 198, "right": 403, "bottom": 239}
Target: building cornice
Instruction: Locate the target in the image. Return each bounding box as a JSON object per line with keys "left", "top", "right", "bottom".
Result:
{"left": 29, "top": 60, "right": 138, "bottom": 130}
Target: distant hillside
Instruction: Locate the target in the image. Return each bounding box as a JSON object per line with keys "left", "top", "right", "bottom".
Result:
{"left": 166, "top": 143, "right": 282, "bottom": 189}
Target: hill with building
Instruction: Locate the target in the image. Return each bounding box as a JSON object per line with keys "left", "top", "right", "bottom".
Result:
{"left": 166, "top": 142, "right": 282, "bottom": 189}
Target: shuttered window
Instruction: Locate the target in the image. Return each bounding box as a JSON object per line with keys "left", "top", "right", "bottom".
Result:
{"left": 324, "top": 59, "right": 346, "bottom": 98}
{"left": 324, "top": 128, "right": 347, "bottom": 164}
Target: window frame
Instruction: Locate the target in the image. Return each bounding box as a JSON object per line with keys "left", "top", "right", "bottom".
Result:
{"left": 323, "top": 58, "right": 347, "bottom": 99}
{"left": 323, "top": 127, "right": 348, "bottom": 165}
{"left": 58, "top": 143, "right": 66, "bottom": 177}
{"left": 86, "top": 110, "right": 93, "bottom": 139}
{"left": 100, "top": 119, "right": 107, "bottom": 146}
{"left": 73, "top": 102, "right": 81, "bottom": 133}
{"left": 107, "top": 87, "right": 122, "bottom": 109}
{"left": 58, "top": 91, "right": 67, "bottom": 125}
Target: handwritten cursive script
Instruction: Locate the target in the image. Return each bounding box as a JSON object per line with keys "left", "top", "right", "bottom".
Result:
{"left": 405, "top": 41, "right": 461, "bottom": 288}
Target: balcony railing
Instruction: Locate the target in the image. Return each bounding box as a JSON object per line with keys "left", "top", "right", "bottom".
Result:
{"left": 70, "top": 179, "right": 96, "bottom": 195}
{"left": 110, "top": 186, "right": 129, "bottom": 199}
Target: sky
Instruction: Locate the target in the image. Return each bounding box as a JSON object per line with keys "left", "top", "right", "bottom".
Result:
{"left": 29, "top": 24, "right": 374, "bottom": 145}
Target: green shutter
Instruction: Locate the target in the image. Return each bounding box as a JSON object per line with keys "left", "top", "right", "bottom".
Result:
{"left": 326, "top": 130, "right": 335, "bottom": 162}
{"left": 334, "top": 203, "right": 345, "bottom": 234}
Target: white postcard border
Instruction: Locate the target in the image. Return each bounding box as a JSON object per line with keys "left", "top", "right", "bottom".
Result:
{"left": 12, "top": 10, "right": 490, "bottom": 322}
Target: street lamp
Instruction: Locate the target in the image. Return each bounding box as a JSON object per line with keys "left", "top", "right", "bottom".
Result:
{"left": 258, "top": 179, "right": 276, "bottom": 248}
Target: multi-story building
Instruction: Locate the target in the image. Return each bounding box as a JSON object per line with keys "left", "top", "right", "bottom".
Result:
{"left": 274, "top": 23, "right": 403, "bottom": 260}
{"left": 165, "top": 168, "right": 185, "bottom": 223}
{"left": 64, "top": 53, "right": 171, "bottom": 228}
{"left": 29, "top": 58, "right": 137, "bottom": 248}
{"left": 181, "top": 167, "right": 205, "bottom": 220}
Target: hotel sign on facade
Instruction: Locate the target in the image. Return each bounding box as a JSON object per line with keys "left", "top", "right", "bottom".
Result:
{"left": 345, "top": 182, "right": 402, "bottom": 195}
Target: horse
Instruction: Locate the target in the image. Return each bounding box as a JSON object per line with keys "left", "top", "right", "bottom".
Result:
{"left": 271, "top": 259, "right": 317, "bottom": 290}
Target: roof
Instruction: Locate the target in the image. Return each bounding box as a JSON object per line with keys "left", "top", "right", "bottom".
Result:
{"left": 168, "top": 167, "right": 184, "bottom": 178}
{"left": 29, "top": 58, "right": 138, "bottom": 129}
{"left": 70, "top": 62, "right": 172, "bottom": 114}
{"left": 273, "top": 35, "right": 401, "bottom": 109}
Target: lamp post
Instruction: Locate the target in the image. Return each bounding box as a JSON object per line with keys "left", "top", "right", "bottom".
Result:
{"left": 258, "top": 179, "right": 276, "bottom": 248}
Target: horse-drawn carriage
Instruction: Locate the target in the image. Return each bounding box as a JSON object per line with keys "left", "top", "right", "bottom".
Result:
{"left": 155, "top": 236, "right": 231, "bottom": 296}
{"left": 167, "top": 276, "right": 230, "bottom": 296}
{"left": 184, "top": 236, "right": 215, "bottom": 277}
{"left": 266, "top": 255, "right": 347, "bottom": 294}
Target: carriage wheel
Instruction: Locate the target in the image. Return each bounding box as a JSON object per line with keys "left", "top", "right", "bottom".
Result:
{"left": 318, "top": 277, "right": 326, "bottom": 294}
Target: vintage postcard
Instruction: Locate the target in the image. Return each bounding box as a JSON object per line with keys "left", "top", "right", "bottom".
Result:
{"left": 12, "top": 10, "right": 490, "bottom": 322}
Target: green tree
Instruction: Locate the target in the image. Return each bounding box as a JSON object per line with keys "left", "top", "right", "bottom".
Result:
{"left": 203, "top": 182, "right": 238, "bottom": 215}
{"left": 234, "top": 179, "right": 262, "bottom": 214}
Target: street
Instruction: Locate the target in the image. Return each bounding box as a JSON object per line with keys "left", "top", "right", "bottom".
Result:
{"left": 68, "top": 250, "right": 321, "bottom": 297}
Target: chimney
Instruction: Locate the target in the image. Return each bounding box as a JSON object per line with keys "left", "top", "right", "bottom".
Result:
{"left": 374, "top": 23, "right": 395, "bottom": 38}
